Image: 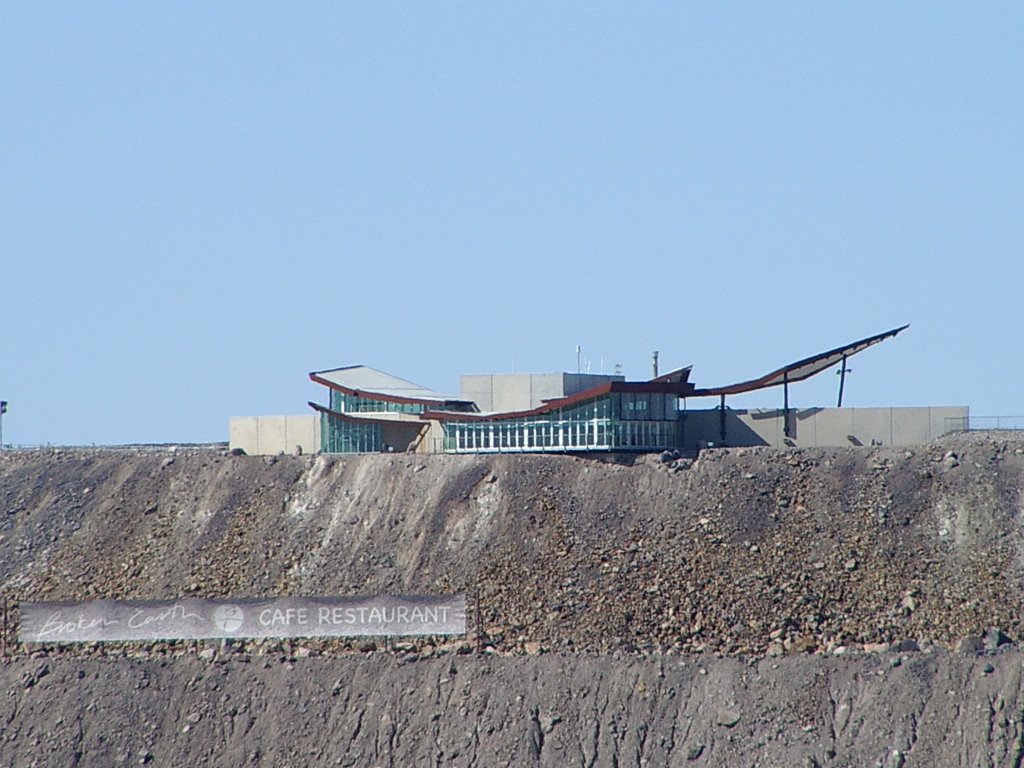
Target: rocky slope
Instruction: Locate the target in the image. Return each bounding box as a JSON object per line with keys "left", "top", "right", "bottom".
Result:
{"left": 4, "top": 651, "right": 1024, "bottom": 767}
{"left": 1, "top": 432, "right": 1023, "bottom": 765}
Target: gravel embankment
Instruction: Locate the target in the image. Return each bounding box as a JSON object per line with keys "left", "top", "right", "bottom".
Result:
{"left": 1, "top": 433, "right": 1023, "bottom": 765}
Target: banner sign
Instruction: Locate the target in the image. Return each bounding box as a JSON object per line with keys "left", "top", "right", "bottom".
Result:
{"left": 19, "top": 594, "right": 466, "bottom": 643}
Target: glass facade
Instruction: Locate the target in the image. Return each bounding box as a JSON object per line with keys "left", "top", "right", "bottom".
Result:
{"left": 319, "top": 388, "right": 679, "bottom": 455}
{"left": 330, "top": 391, "right": 426, "bottom": 414}
{"left": 328, "top": 391, "right": 476, "bottom": 415}
{"left": 321, "top": 389, "right": 478, "bottom": 453}
{"left": 442, "top": 393, "right": 679, "bottom": 453}
{"left": 321, "top": 412, "right": 382, "bottom": 453}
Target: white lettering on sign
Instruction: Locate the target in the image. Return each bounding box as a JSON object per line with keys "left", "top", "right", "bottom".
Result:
{"left": 258, "top": 607, "right": 309, "bottom": 626}
{"left": 127, "top": 604, "right": 203, "bottom": 629}
{"left": 36, "top": 611, "right": 120, "bottom": 639}
{"left": 315, "top": 605, "right": 449, "bottom": 625}
{"left": 19, "top": 595, "right": 466, "bottom": 642}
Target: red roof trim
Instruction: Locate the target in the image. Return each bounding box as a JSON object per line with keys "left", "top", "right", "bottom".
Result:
{"left": 423, "top": 380, "right": 696, "bottom": 422}
{"left": 308, "top": 401, "right": 400, "bottom": 426}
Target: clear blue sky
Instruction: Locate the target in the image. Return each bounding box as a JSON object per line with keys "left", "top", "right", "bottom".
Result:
{"left": 2, "top": 3, "right": 1022, "bottom": 445}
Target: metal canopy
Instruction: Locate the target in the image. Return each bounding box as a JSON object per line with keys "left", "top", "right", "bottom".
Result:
{"left": 648, "top": 365, "right": 693, "bottom": 385}
{"left": 691, "top": 324, "right": 909, "bottom": 397}
{"left": 310, "top": 365, "right": 468, "bottom": 405}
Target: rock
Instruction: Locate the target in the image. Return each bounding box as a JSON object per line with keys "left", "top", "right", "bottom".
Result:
{"left": 686, "top": 744, "right": 705, "bottom": 760}
{"left": 717, "top": 709, "right": 741, "bottom": 727}
{"left": 892, "top": 639, "right": 919, "bottom": 653}
{"left": 957, "top": 635, "right": 984, "bottom": 654}
{"left": 524, "top": 641, "right": 542, "bottom": 655}
{"left": 983, "top": 628, "right": 1012, "bottom": 652}
{"left": 539, "top": 713, "right": 561, "bottom": 734}
{"left": 790, "top": 636, "right": 818, "bottom": 654}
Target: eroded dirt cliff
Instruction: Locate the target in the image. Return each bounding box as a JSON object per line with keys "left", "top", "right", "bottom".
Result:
{"left": 1, "top": 433, "right": 1023, "bottom": 766}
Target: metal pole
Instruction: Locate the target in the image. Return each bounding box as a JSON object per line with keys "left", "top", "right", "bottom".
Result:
{"left": 718, "top": 394, "right": 726, "bottom": 445}
{"left": 837, "top": 355, "right": 849, "bottom": 407}
{"left": 783, "top": 372, "right": 791, "bottom": 438}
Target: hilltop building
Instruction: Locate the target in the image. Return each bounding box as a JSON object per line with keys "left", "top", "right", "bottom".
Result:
{"left": 309, "top": 366, "right": 696, "bottom": 455}
{"left": 229, "top": 325, "right": 969, "bottom": 456}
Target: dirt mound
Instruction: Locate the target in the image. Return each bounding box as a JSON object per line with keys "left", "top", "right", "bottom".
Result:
{"left": 2, "top": 433, "right": 1023, "bottom": 764}
{"left": 2, "top": 434, "right": 1022, "bottom": 655}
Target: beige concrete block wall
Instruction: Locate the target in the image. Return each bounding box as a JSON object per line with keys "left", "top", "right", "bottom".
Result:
{"left": 422, "top": 421, "right": 447, "bottom": 454}
{"left": 461, "top": 372, "right": 624, "bottom": 414}
{"left": 229, "top": 415, "right": 320, "bottom": 456}
{"left": 680, "top": 406, "right": 969, "bottom": 450}
{"left": 460, "top": 375, "right": 494, "bottom": 412}
{"left": 492, "top": 376, "right": 535, "bottom": 412}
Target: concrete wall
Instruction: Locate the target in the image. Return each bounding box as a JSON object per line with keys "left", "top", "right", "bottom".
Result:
{"left": 231, "top": 406, "right": 967, "bottom": 455}
{"left": 460, "top": 373, "right": 623, "bottom": 413}
{"left": 679, "top": 406, "right": 969, "bottom": 450}
{"left": 229, "top": 415, "right": 321, "bottom": 456}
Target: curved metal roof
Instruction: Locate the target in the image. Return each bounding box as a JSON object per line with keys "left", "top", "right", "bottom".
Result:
{"left": 309, "top": 365, "right": 470, "bottom": 405}
{"left": 691, "top": 324, "right": 909, "bottom": 397}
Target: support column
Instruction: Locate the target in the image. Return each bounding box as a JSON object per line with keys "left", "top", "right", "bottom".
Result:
{"left": 837, "top": 355, "right": 849, "bottom": 407}
{"left": 783, "top": 372, "right": 791, "bottom": 438}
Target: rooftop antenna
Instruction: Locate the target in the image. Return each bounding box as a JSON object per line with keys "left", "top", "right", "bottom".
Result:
{"left": 613, "top": 363, "right": 623, "bottom": 376}
{"left": 576, "top": 345, "right": 581, "bottom": 374}
{"left": 652, "top": 351, "right": 659, "bottom": 378}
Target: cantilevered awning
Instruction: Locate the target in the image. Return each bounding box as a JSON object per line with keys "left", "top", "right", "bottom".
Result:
{"left": 310, "top": 365, "right": 472, "bottom": 407}
{"left": 649, "top": 365, "right": 693, "bottom": 385}
{"left": 691, "top": 325, "right": 909, "bottom": 397}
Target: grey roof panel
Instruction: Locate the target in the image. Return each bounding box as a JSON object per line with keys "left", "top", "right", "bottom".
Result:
{"left": 311, "top": 365, "right": 466, "bottom": 403}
